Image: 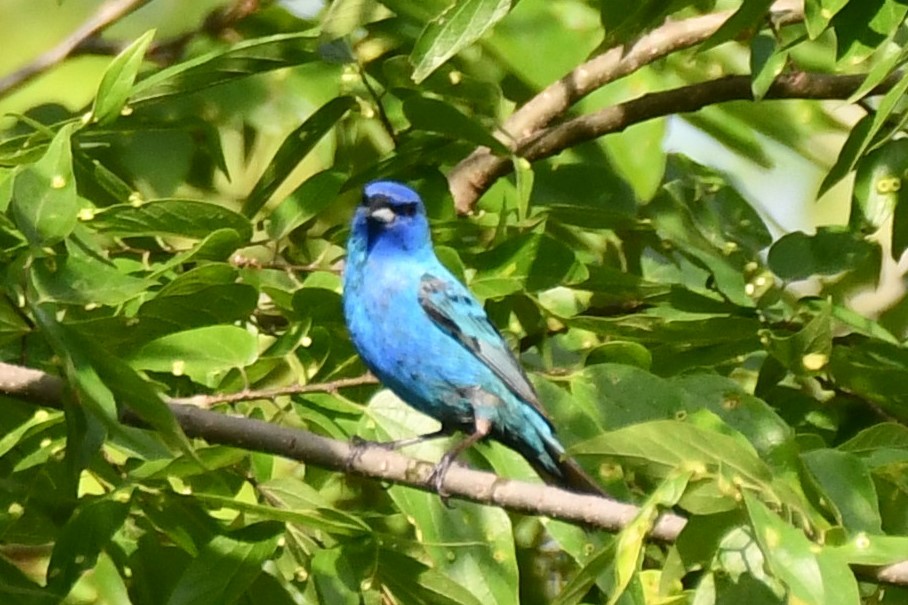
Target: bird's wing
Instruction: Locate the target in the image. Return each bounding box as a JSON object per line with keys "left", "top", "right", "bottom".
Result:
{"left": 418, "top": 273, "right": 550, "bottom": 419}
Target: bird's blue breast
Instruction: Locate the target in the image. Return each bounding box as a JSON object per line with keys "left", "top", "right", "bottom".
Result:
{"left": 344, "top": 252, "right": 486, "bottom": 426}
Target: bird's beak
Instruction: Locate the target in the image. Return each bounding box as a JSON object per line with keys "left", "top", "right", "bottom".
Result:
{"left": 367, "top": 198, "right": 396, "bottom": 224}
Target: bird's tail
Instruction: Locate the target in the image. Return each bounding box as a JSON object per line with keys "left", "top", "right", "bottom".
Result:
{"left": 505, "top": 421, "right": 608, "bottom": 497}
{"left": 549, "top": 453, "right": 608, "bottom": 497}
{"left": 534, "top": 437, "right": 609, "bottom": 497}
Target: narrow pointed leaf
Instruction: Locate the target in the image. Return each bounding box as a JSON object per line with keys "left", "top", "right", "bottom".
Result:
{"left": 242, "top": 97, "right": 355, "bottom": 217}
{"left": 411, "top": 0, "right": 511, "bottom": 83}
{"left": 92, "top": 29, "right": 155, "bottom": 125}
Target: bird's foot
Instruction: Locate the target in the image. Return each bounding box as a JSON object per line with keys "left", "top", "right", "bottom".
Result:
{"left": 346, "top": 434, "right": 431, "bottom": 471}
{"left": 426, "top": 453, "right": 458, "bottom": 507}
{"left": 345, "top": 435, "right": 377, "bottom": 471}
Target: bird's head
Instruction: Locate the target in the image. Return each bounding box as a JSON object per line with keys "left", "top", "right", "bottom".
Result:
{"left": 353, "top": 180, "right": 432, "bottom": 254}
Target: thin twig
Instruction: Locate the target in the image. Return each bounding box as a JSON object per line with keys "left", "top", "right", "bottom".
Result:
{"left": 358, "top": 63, "right": 398, "bottom": 146}
{"left": 169, "top": 373, "right": 378, "bottom": 406}
{"left": 230, "top": 253, "right": 341, "bottom": 274}
{"left": 448, "top": 0, "right": 805, "bottom": 213}
{"left": 1, "top": 360, "right": 908, "bottom": 586}
{"left": 0, "top": 0, "right": 154, "bottom": 97}
{"left": 449, "top": 71, "right": 900, "bottom": 213}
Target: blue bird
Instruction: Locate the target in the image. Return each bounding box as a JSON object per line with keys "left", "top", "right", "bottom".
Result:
{"left": 343, "top": 180, "right": 604, "bottom": 496}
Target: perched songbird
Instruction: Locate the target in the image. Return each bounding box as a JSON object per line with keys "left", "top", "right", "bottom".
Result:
{"left": 343, "top": 180, "right": 603, "bottom": 496}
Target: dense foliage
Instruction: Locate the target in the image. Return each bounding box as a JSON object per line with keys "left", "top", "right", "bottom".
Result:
{"left": 2, "top": 0, "right": 908, "bottom": 603}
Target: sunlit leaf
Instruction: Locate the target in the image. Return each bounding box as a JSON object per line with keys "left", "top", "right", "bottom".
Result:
{"left": 411, "top": 0, "right": 512, "bottom": 83}
{"left": 92, "top": 30, "right": 155, "bottom": 125}
{"left": 11, "top": 123, "right": 79, "bottom": 247}
{"left": 745, "top": 494, "right": 860, "bottom": 605}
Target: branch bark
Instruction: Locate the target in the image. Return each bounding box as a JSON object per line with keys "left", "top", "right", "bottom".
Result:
{"left": 1, "top": 361, "right": 908, "bottom": 586}
{"left": 449, "top": 71, "right": 898, "bottom": 213}
{"left": 0, "top": 0, "right": 153, "bottom": 97}
{"left": 447, "top": 0, "right": 806, "bottom": 213}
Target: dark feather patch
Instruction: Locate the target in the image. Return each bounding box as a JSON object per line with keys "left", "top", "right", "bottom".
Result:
{"left": 417, "top": 274, "right": 551, "bottom": 422}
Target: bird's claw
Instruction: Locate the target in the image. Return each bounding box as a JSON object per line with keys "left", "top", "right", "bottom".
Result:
{"left": 426, "top": 455, "right": 456, "bottom": 507}
{"left": 345, "top": 435, "right": 374, "bottom": 471}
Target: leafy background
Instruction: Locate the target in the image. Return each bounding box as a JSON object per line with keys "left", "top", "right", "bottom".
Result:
{"left": 2, "top": 0, "right": 908, "bottom": 603}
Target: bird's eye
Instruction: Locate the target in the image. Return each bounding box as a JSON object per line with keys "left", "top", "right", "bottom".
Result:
{"left": 360, "top": 193, "right": 371, "bottom": 207}
{"left": 398, "top": 202, "right": 418, "bottom": 217}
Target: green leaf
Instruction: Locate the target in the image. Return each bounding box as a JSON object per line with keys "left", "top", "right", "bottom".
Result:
{"left": 89, "top": 552, "right": 131, "bottom": 605}
{"left": 610, "top": 469, "right": 692, "bottom": 605}
{"left": 0, "top": 555, "right": 54, "bottom": 604}
{"left": 819, "top": 70, "right": 908, "bottom": 197}
{"left": 0, "top": 296, "right": 31, "bottom": 347}
{"left": 804, "top": 0, "right": 849, "bottom": 39}
{"left": 700, "top": 0, "right": 775, "bottom": 52}
{"left": 312, "top": 545, "right": 360, "bottom": 605}
{"left": 194, "top": 490, "right": 369, "bottom": 537}
{"left": 767, "top": 227, "right": 879, "bottom": 281}
{"left": 31, "top": 301, "right": 187, "bottom": 460}
{"left": 569, "top": 312, "right": 762, "bottom": 347}
{"left": 28, "top": 314, "right": 109, "bottom": 471}
{"left": 47, "top": 497, "right": 131, "bottom": 595}
{"left": 11, "top": 122, "right": 79, "bottom": 247}
{"left": 805, "top": 298, "right": 899, "bottom": 344}
{"left": 166, "top": 523, "right": 283, "bottom": 605}
{"left": 266, "top": 169, "right": 346, "bottom": 240}
{"left": 839, "top": 422, "right": 908, "bottom": 468}
{"left": 138, "top": 264, "right": 258, "bottom": 335}
{"left": 130, "top": 33, "right": 318, "bottom": 105}
{"left": 585, "top": 341, "right": 652, "bottom": 370}
{"left": 852, "top": 137, "right": 908, "bottom": 233}
{"left": 829, "top": 340, "right": 908, "bottom": 419}
{"left": 403, "top": 96, "right": 508, "bottom": 153}
{"left": 290, "top": 287, "right": 344, "bottom": 326}
{"left": 129, "top": 325, "right": 259, "bottom": 386}
{"left": 378, "top": 549, "right": 486, "bottom": 605}
{"left": 647, "top": 184, "right": 755, "bottom": 306}
{"left": 242, "top": 97, "right": 356, "bottom": 218}
{"left": 801, "top": 449, "right": 881, "bottom": 533}
{"left": 553, "top": 539, "right": 618, "bottom": 605}
{"left": 0, "top": 167, "right": 13, "bottom": 211}
{"left": 410, "top": 0, "right": 512, "bottom": 83}
{"left": 130, "top": 446, "right": 247, "bottom": 481}
{"left": 762, "top": 303, "right": 832, "bottom": 375}
{"left": 669, "top": 374, "right": 795, "bottom": 465}
{"left": 253, "top": 477, "right": 371, "bottom": 535}
{"left": 570, "top": 364, "right": 691, "bottom": 431}
{"left": 745, "top": 494, "right": 861, "bottom": 605}
{"left": 573, "top": 416, "right": 773, "bottom": 486}
{"left": 513, "top": 156, "right": 533, "bottom": 221}
{"left": 320, "top": 0, "right": 384, "bottom": 41}
{"left": 470, "top": 233, "right": 586, "bottom": 298}
{"left": 750, "top": 34, "right": 788, "bottom": 101}
{"left": 832, "top": 533, "right": 908, "bottom": 566}
{"left": 89, "top": 198, "right": 253, "bottom": 241}
{"left": 31, "top": 244, "right": 150, "bottom": 307}
{"left": 847, "top": 44, "right": 908, "bottom": 103}
{"left": 832, "top": 0, "right": 908, "bottom": 65}
{"left": 683, "top": 109, "right": 773, "bottom": 169}
{"left": 92, "top": 30, "right": 155, "bottom": 125}
{"left": 603, "top": 118, "right": 666, "bottom": 201}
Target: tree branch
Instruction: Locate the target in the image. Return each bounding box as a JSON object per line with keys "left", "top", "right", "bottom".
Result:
{"left": 448, "top": 0, "right": 805, "bottom": 213}
{"left": 0, "top": 362, "right": 680, "bottom": 538}
{"left": 1, "top": 361, "right": 908, "bottom": 586}
{"left": 0, "top": 0, "right": 154, "bottom": 97}
{"left": 449, "top": 71, "right": 899, "bottom": 213}
{"left": 72, "top": 0, "right": 261, "bottom": 65}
